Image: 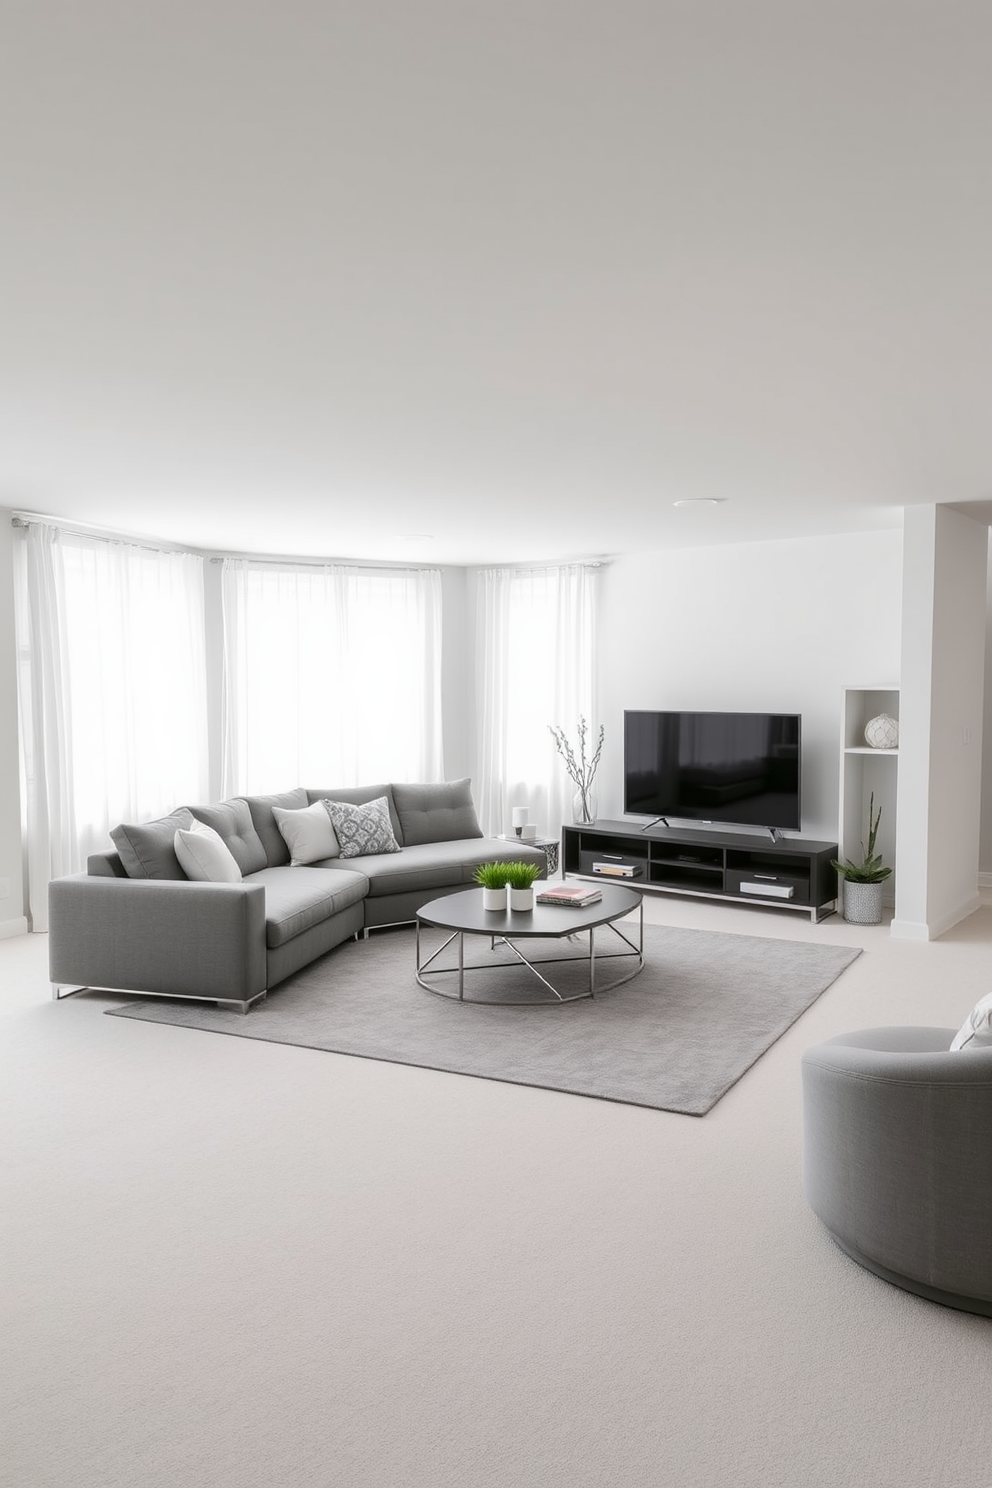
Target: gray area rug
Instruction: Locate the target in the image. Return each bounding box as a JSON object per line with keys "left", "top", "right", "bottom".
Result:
{"left": 106, "top": 924, "right": 860, "bottom": 1115}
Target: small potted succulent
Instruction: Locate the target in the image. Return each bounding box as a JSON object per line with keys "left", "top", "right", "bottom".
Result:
{"left": 503, "top": 859, "right": 542, "bottom": 912}
{"left": 831, "top": 793, "right": 892, "bottom": 925}
{"left": 474, "top": 861, "right": 511, "bottom": 911}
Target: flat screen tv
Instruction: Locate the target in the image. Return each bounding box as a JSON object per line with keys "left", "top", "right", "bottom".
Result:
{"left": 624, "top": 710, "right": 801, "bottom": 831}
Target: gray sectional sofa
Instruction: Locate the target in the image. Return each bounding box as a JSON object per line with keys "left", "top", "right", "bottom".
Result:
{"left": 49, "top": 780, "right": 547, "bottom": 1013}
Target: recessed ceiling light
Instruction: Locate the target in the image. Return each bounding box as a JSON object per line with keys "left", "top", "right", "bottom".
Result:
{"left": 673, "top": 498, "right": 725, "bottom": 508}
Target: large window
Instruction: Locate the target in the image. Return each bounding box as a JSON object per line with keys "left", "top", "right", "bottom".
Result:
{"left": 474, "top": 564, "right": 599, "bottom": 837}
{"left": 221, "top": 560, "right": 443, "bottom": 794}
{"left": 15, "top": 522, "right": 208, "bottom": 927}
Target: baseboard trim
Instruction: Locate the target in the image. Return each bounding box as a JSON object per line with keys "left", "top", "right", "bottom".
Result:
{"left": 890, "top": 893, "right": 983, "bottom": 942}
{"left": 979, "top": 873, "right": 992, "bottom": 889}
{"left": 0, "top": 916, "right": 29, "bottom": 940}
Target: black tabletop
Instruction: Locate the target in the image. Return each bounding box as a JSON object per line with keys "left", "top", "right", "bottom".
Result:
{"left": 417, "top": 884, "right": 641, "bottom": 938}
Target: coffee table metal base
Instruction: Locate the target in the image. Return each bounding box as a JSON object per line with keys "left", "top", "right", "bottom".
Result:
{"left": 415, "top": 903, "right": 644, "bottom": 1005}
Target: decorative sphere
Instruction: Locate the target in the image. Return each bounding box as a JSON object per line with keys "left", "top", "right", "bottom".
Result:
{"left": 864, "top": 713, "right": 899, "bottom": 750}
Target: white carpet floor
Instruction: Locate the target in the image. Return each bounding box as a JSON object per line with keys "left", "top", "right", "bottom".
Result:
{"left": 4, "top": 891, "right": 992, "bottom": 1488}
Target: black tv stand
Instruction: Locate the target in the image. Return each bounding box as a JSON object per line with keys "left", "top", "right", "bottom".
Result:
{"left": 640, "top": 815, "right": 669, "bottom": 831}
{"left": 562, "top": 820, "right": 838, "bottom": 922}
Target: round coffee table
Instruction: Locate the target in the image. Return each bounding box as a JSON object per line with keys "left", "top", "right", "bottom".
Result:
{"left": 415, "top": 883, "right": 644, "bottom": 1004}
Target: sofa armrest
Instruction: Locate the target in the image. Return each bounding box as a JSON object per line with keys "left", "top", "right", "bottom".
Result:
{"left": 49, "top": 874, "right": 267, "bottom": 1001}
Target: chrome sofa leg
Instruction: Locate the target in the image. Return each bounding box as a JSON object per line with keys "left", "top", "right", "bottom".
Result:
{"left": 215, "top": 990, "right": 267, "bottom": 1015}
{"left": 52, "top": 983, "right": 87, "bottom": 1001}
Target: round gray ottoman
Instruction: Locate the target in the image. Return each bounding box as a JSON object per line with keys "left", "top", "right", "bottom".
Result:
{"left": 802, "top": 1027, "right": 992, "bottom": 1316}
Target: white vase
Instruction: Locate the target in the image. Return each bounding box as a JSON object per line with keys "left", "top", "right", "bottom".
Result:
{"left": 509, "top": 886, "right": 534, "bottom": 912}
{"left": 481, "top": 887, "right": 507, "bottom": 911}
{"left": 843, "top": 881, "right": 883, "bottom": 925}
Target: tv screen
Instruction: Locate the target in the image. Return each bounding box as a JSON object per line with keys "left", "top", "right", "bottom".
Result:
{"left": 624, "top": 711, "right": 801, "bottom": 831}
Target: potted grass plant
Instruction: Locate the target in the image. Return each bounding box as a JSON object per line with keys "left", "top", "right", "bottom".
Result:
{"left": 474, "top": 861, "right": 511, "bottom": 911}
{"left": 503, "top": 859, "right": 542, "bottom": 912}
{"left": 831, "top": 793, "right": 892, "bottom": 925}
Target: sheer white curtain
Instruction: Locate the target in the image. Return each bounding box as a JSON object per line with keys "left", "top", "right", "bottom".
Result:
{"left": 221, "top": 560, "right": 443, "bottom": 794}
{"left": 15, "top": 522, "right": 209, "bottom": 929}
{"left": 475, "top": 563, "right": 599, "bottom": 838}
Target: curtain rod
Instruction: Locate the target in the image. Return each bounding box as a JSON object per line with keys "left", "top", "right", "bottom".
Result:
{"left": 10, "top": 515, "right": 442, "bottom": 572}
{"left": 10, "top": 511, "right": 213, "bottom": 558}
{"left": 11, "top": 514, "right": 610, "bottom": 573}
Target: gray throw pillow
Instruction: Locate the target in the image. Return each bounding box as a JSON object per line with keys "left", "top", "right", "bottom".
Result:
{"left": 110, "top": 808, "right": 195, "bottom": 880}
{"left": 323, "top": 796, "right": 401, "bottom": 858}
{"left": 392, "top": 778, "right": 483, "bottom": 846}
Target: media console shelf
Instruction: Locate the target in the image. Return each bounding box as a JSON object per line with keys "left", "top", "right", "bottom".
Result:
{"left": 562, "top": 821, "right": 838, "bottom": 922}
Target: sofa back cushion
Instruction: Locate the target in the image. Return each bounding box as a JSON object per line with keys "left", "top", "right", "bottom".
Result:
{"left": 242, "top": 788, "right": 309, "bottom": 866}
{"left": 392, "top": 779, "right": 483, "bottom": 846}
{"left": 188, "top": 798, "right": 268, "bottom": 876}
{"left": 110, "top": 808, "right": 195, "bottom": 879}
{"left": 305, "top": 784, "right": 404, "bottom": 846}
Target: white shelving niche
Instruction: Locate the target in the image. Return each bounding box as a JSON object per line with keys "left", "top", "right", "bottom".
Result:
{"left": 839, "top": 686, "right": 899, "bottom": 908}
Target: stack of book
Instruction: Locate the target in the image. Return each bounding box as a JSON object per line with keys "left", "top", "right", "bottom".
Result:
{"left": 535, "top": 883, "right": 602, "bottom": 907}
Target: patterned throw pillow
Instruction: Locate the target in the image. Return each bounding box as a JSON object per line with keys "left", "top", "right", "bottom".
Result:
{"left": 322, "top": 796, "right": 401, "bottom": 858}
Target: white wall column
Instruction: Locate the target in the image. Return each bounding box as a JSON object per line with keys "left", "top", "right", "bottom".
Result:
{"left": 891, "top": 505, "right": 987, "bottom": 940}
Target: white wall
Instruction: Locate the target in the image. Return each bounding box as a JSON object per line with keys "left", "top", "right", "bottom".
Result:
{"left": 596, "top": 529, "right": 904, "bottom": 843}
{"left": 893, "top": 506, "right": 987, "bottom": 939}
{"left": 0, "top": 512, "right": 27, "bottom": 935}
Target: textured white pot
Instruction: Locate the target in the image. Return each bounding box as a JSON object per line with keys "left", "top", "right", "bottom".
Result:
{"left": 843, "top": 881, "right": 883, "bottom": 925}
{"left": 481, "top": 887, "right": 507, "bottom": 912}
{"left": 509, "top": 886, "right": 534, "bottom": 912}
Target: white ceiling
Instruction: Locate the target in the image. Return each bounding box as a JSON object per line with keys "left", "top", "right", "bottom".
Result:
{"left": 4, "top": 2, "right": 992, "bottom": 564}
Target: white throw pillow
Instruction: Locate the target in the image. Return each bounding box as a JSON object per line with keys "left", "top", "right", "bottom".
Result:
{"left": 272, "top": 801, "right": 340, "bottom": 865}
{"left": 950, "top": 992, "right": 992, "bottom": 1050}
{"left": 174, "top": 820, "right": 243, "bottom": 883}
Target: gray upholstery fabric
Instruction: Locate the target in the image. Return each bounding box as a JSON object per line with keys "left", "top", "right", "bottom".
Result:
{"left": 802, "top": 1027, "right": 992, "bottom": 1315}
{"left": 188, "top": 798, "right": 268, "bottom": 876}
{"left": 392, "top": 778, "right": 483, "bottom": 845}
{"left": 242, "top": 788, "right": 309, "bottom": 867}
{"left": 110, "top": 808, "right": 194, "bottom": 880}
{"left": 49, "top": 873, "right": 267, "bottom": 1000}
{"left": 354, "top": 837, "right": 546, "bottom": 898}
{"left": 265, "top": 900, "right": 365, "bottom": 990}
{"left": 305, "top": 784, "right": 404, "bottom": 845}
{"left": 63, "top": 783, "right": 546, "bottom": 1008}
{"left": 362, "top": 883, "right": 469, "bottom": 928}
{"left": 246, "top": 865, "right": 369, "bottom": 949}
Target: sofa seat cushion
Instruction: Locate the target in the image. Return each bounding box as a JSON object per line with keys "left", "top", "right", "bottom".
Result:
{"left": 353, "top": 838, "right": 546, "bottom": 898}
{"left": 247, "top": 865, "right": 370, "bottom": 949}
